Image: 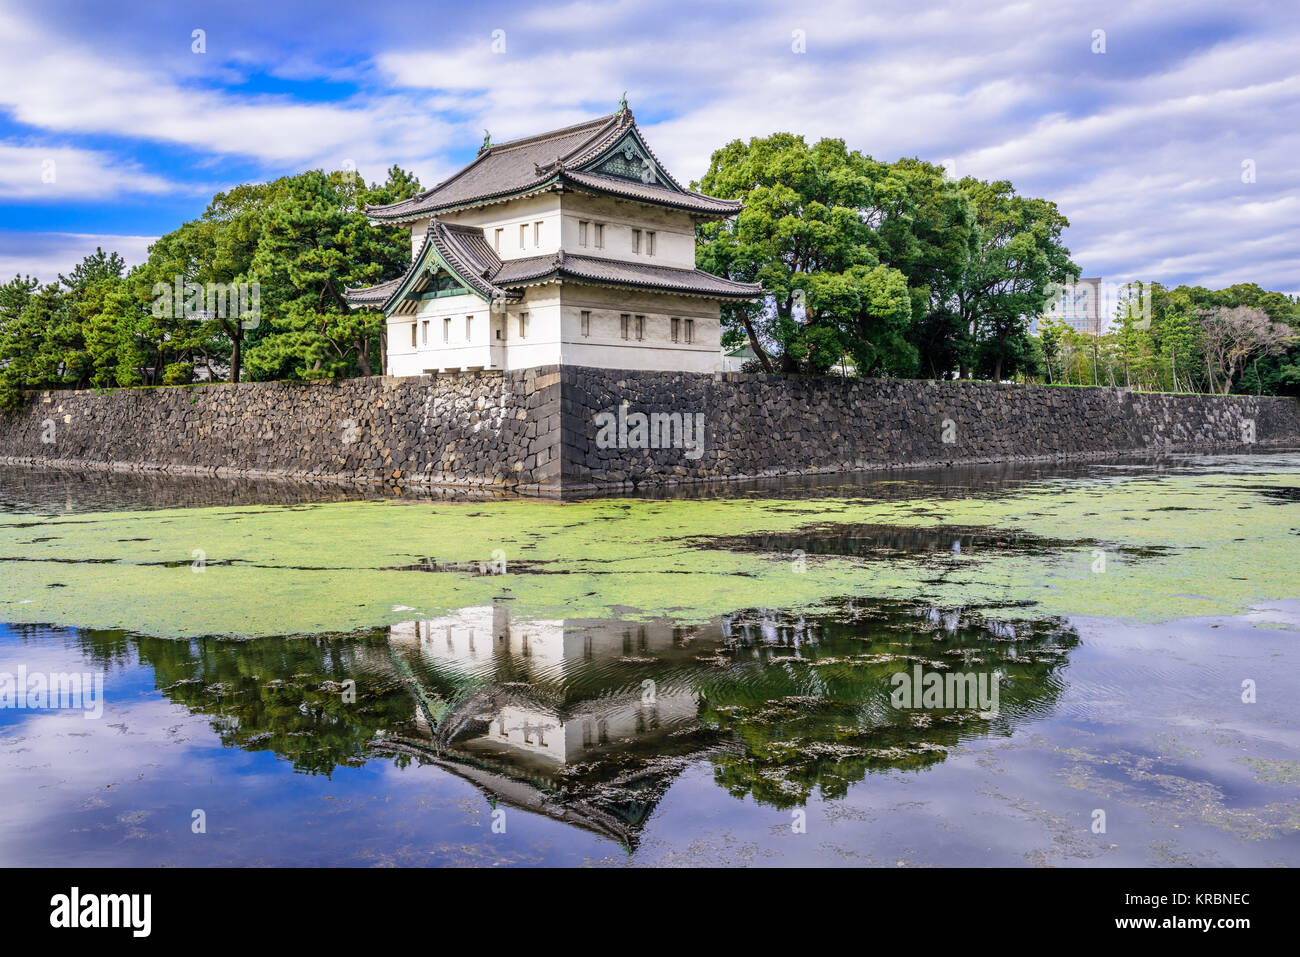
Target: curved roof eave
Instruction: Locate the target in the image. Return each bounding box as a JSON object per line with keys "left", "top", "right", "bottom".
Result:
{"left": 375, "top": 225, "right": 519, "bottom": 315}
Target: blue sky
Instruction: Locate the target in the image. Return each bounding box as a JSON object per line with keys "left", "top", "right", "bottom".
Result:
{"left": 0, "top": 0, "right": 1295, "bottom": 292}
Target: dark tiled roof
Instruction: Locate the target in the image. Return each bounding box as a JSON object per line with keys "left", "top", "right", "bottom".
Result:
{"left": 343, "top": 276, "right": 403, "bottom": 304}
{"left": 427, "top": 220, "right": 505, "bottom": 299}
{"left": 344, "top": 219, "right": 520, "bottom": 311}
{"left": 560, "top": 170, "right": 741, "bottom": 214}
{"left": 365, "top": 110, "right": 740, "bottom": 221}
{"left": 494, "top": 251, "right": 763, "bottom": 299}
{"left": 366, "top": 113, "right": 626, "bottom": 221}
{"left": 346, "top": 219, "right": 764, "bottom": 310}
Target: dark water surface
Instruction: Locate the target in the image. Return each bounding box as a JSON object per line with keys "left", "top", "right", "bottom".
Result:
{"left": 2, "top": 456, "right": 1298, "bottom": 867}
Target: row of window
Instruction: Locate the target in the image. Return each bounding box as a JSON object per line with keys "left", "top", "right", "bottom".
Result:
{"left": 579, "top": 221, "right": 655, "bottom": 256}
{"left": 492, "top": 222, "right": 546, "bottom": 252}
{"left": 409, "top": 312, "right": 697, "bottom": 348}
{"left": 412, "top": 315, "right": 477, "bottom": 347}
{"left": 487, "top": 219, "right": 658, "bottom": 256}
{"left": 579, "top": 310, "right": 695, "bottom": 343}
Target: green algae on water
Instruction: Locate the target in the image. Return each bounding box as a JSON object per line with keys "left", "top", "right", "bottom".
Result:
{"left": 1, "top": 469, "right": 1298, "bottom": 638}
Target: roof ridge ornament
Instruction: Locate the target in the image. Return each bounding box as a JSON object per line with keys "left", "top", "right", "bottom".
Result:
{"left": 479, "top": 129, "right": 491, "bottom": 153}
{"left": 534, "top": 156, "right": 567, "bottom": 177}
{"left": 618, "top": 91, "right": 628, "bottom": 114}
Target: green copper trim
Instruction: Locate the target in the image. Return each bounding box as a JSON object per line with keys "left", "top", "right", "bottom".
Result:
{"left": 578, "top": 128, "right": 679, "bottom": 192}
{"left": 382, "top": 237, "right": 494, "bottom": 317}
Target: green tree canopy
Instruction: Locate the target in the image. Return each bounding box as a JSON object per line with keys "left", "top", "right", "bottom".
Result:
{"left": 695, "top": 133, "right": 1074, "bottom": 381}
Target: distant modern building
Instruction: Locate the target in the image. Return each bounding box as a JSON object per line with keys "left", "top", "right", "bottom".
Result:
{"left": 1038, "top": 276, "right": 1108, "bottom": 335}
{"left": 345, "top": 100, "right": 763, "bottom": 376}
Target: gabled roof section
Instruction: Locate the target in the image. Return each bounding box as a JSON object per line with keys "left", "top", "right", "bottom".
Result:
{"left": 430, "top": 220, "right": 505, "bottom": 298}
{"left": 343, "top": 219, "right": 522, "bottom": 313}
{"left": 365, "top": 108, "right": 742, "bottom": 221}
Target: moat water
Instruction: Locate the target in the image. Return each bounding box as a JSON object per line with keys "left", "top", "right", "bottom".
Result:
{"left": 1, "top": 454, "right": 1298, "bottom": 866}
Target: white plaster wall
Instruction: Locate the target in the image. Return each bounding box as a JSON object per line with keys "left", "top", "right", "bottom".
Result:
{"left": 437, "top": 193, "right": 563, "bottom": 260}
{"left": 386, "top": 283, "right": 722, "bottom": 374}
{"left": 494, "top": 286, "right": 563, "bottom": 370}
{"left": 559, "top": 192, "right": 697, "bottom": 269}
{"left": 406, "top": 216, "right": 431, "bottom": 257}
{"left": 387, "top": 291, "right": 496, "bottom": 375}
{"left": 558, "top": 284, "right": 723, "bottom": 373}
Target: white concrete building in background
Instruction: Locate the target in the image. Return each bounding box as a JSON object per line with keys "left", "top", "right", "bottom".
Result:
{"left": 345, "top": 103, "right": 762, "bottom": 375}
{"left": 1037, "top": 276, "right": 1108, "bottom": 334}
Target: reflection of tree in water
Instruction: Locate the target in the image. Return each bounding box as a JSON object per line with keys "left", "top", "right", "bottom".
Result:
{"left": 59, "top": 598, "right": 1079, "bottom": 837}
{"left": 73, "top": 627, "right": 414, "bottom": 776}
{"left": 699, "top": 602, "right": 1078, "bottom": 809}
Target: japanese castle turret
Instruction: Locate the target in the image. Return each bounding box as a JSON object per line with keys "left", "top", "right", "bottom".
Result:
{"left": 344, "top": 103, "right": 762, "bottom": 375}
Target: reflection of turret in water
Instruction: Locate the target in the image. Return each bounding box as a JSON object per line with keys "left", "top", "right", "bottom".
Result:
{"left": 386, "top": 608, "right": 730, "bottom": 753}
{"left": 380, "top": 607, "right": 728, "bottom": 849}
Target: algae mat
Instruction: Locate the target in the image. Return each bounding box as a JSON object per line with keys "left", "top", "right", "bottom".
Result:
{"left": 1, "top": 467, "right": 1298, "bottom": 638}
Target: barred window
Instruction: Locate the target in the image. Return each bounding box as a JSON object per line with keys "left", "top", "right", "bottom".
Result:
{"left": 671, "top": 317, "right": 680, "bottom": 342}
{"left": 685, "top": 318, "right": 695, "bottom": 343}
{"left": 580, "top": 310, "right": 591, "bottom": 337}
{"left": 578, "top": 221, "right": 588, "bottom": 247}
{"left": 646, "top": 231, "right": 656, "bottom": 256}
{"left": 635, "top": 314, "right": 645, "bottom": 340}
{"left": 620, "top": 313, "right": 630, "bottom": 340}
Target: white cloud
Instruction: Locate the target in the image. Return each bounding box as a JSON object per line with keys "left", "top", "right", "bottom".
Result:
{"left": 0, "top": 0, "right": 1295, "bottom": 292}
{"left": 0, "top": 6, "right": 458, "bottom": 178}
{"left": 0, "top": 232, "right": 157, "bottom": 282}
{"left": 0, "top": 143, "right": 175, "bottom": 199}
{"left": 371, "top": 0, "right": 1299, "bottom": 292}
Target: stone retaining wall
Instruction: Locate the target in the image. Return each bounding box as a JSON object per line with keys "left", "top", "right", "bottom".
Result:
{"left": 559, "top": 368, "right": 1300, "bottom": 490}
{"left": 2, "top": 366, "right": 1297, "bottom": 494}
{"left": 0, "top": 369, "right": 560, "bottom": 491}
